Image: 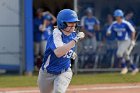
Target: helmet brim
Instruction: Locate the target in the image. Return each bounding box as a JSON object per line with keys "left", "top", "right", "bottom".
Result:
{"left": 64, "top": 18, "right": 80, "bottom": 23}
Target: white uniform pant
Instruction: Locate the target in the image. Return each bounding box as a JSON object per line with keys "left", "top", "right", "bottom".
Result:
{"left": 84, "top": 36, "right": 97, "bottom": 52}
{"left": 34, "top": 40, "right": 47, "bottom": 56}
{"left": 117, "top": 40, "right": 131, "bottom": 59}
{"left": 37, "top": 68, "right": 72, "bottom": 93}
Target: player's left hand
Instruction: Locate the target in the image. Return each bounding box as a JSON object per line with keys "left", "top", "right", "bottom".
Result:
{"left": 73, "top": 32, "right": 85, "bottom": 42}
{"left": 39, "top": 24, "right": 46, "bottom": 32}
{"left": 131, "top": 40, "right": 136, "bottom": 46}
{"left": 71, "top": 52, "right": 77, "bottom": 60}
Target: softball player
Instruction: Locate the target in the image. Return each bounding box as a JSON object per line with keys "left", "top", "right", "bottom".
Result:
{"left": 81, "top": 7, "right": 100, "bottom": 51}
{"left": 33, "top": 8, "right": 45, "bottom": 69}
{"left": 37, "top": 9, "right": 85, "bottom": 93}
{"left": 34, "top": 10, "right": 56, "bottom": 69}
{"left": 107, "top": 9, "right": 139, "bottom": 75}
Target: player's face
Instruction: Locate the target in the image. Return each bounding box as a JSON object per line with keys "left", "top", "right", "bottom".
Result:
{"left": 37, "top": 12, "right": 43, "bottom": 17}
{"left": 115, "top": 16, "right": 122, "bottom": 22}
{"left": 64, "top": 22, "right": 77, "bottom": 33}
{"left": 44, "top": 20, "right": 51, "bottom": 26}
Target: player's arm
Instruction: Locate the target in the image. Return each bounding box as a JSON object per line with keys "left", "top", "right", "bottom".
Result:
{"left": 80, "top": 16, "right": 87, "bottom": 34}
{"left": 52, "top": 30, "right": 84, "bottom": 58}
{"left": 49, "top": 14, "right": 56, "bottom": 24}
{"left": 131, "top": 31, "right": 136, "bottom": 41}
{"left": 39, "top": 24, "right": 46, "bottom": 32}
{"left": 43, "top": 11, "right": 56, "bottom": 24}
{"left": 127, "top": 23, "right": 136, "bottom": 41}
{"left": 94, "top": 17, "right": 100, "bottom": 31}
{"left": 54, "top": 40, "right": 76, "bottom": 58}
{"left": 94, "top": 24, "right": 100, "bottom": 31}
{"left": 54, "top": 34, "right": 84, "bottom": 57}
{"left": 106, "top": 24, "right": 113, "bottom": 36}
{"left": 80, "top": 17, "right": 93, "bottom": 37}
{"left": 127, "top": 22, "right": 136, "bottom": 46}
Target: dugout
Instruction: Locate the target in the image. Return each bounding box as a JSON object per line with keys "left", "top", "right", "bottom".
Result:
{"left": 32, "top": 0, "right": 140, "bottom": 74}
{"left": 78, "top": 0, "right": 140, "bottom": 26}
{"left": 33, "top": 0, "right": 74, "bottom": 18}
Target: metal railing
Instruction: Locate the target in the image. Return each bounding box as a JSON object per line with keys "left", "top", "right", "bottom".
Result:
{"left": 74, "top": 40, "right": 140, "bottom": 74}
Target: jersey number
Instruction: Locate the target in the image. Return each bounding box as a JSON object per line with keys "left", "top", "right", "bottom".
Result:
{"left": 64, "top": 50, "right": 73, "bottom": 58}
{"left": 117, "top": 32, "right": 123, "bottom": 36}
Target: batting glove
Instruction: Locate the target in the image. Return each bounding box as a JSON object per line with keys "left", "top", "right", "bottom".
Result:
{"left": 71, "top": 52, "right": 77, "bottom": 60}
{"left": 131, "top": 40, "right": 136, "bottom": 46}
{"left": 73, "top": 32, "right": 85, "bottom": 43}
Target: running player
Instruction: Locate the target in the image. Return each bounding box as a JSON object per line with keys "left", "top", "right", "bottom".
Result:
{"left": 107, "top": 9, "right": 139, "bottom": 75}
{"left": 37, "top": 9, "right": 85, "bottom": 93}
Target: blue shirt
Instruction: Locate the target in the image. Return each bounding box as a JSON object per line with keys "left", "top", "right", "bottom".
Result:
{"left": 128, "top": 20, "right": 135, "bottom": 27}
{"left": 81, "top": 16, "right": 100, "bottom": 33}
{"left": 33, "top": 17, "right": 44, "bottom": 42}
{"left": 103, "top": 23, "right": 116, "bottom": 41}
{"left": 124, "top": 18, "right": 135, "bottom": 27}
{"left": 42, "top": 24, "right": 54, "bottom": 40}
{"left": 107, "top": 20, "right": 135, "bottom": 41}
{"left": 41, "top": 28, "right": 76, "bottom": 75}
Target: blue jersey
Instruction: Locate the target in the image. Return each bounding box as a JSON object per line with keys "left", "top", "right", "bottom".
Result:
{"left": 124, "top": 18, "right": 135, "bottom": 27}
{"left": 42, "top": 24, "right": 53, "bottom": 40}
{"left": 103, "top": 23, "right": 116, "bottom": 41}
{"left": 128, "top": 20, "right": 135, "bottom": 27}
{"left": 107, "top": 20, "right": 135, "bottom": 41}
{"left": 41, "top": 28, "right": 76, "bottom": 75}
{"left": 33, "top": 17, "right": 44, "bottom": 42}
{"left": 81, "top": 16, "right": 100, "bottom": 33}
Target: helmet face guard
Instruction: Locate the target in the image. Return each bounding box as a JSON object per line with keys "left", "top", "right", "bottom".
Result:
{"left": 114, "top": 9, "right": 124, "bottom": 17}
{"left": 57, "top": 9, "right": 79, "bottom": 30}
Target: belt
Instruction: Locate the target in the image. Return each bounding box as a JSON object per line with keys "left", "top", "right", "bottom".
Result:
{"left": 47, "top": 68, "right": 69, "bottom": 75}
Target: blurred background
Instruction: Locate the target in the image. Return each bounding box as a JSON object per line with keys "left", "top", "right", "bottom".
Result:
{"left": 0, "top": 0, "right": 140, "bottom": 76}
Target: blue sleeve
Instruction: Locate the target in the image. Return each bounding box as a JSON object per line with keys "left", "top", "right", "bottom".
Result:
{"left": 125, "top": 23, "right": 135, "bottom": 33}
{"left": 94, "top": 18, "right": 100, "bottom": 25}
{"left": 48, "top": 36, "right": 57, "bottom": 51}
{"left": 33, "top": 19, "right": 40, "bottom": 32}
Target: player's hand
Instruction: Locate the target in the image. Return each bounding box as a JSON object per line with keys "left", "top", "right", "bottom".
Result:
{"left": 39, "top": 24, "right": 46, "bottom": 32}
{"left": 73, "top": 32, "right": 85, "bottom": 42}
{"left": 131, "top": 40, "right": 136, "bottom": 46}
{"left": 71, "top": 52, "right": 77, "bottom": 60}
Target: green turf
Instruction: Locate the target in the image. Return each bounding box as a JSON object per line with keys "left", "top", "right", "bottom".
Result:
{"left": 71, "top": 73, "right": 140, "bottom": 85}
{"left": 0, "top": 73, "right": 140, "bottom": 88}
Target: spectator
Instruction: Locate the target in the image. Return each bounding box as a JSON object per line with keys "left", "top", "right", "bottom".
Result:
{"left": 125, "top": 11, "right": 136, "bottom": 27}
{"left": 33, "top": 8, "right": 56, "bottom": 70}
{"left": 81, "top": 7, "right": 100, "bottom": 52}
{"left": 102, "top": 14, "right": 117, "bottom": 67}
{"left": 103, "top": 14, "right": 116, "bottom": 41}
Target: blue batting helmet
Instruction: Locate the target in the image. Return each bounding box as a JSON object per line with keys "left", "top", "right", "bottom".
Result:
{"left": 86, "top": 7, "right": 93, "bottom": 13}
{"left": 57, "top": 9, "right": 79, "bottom": 29}
{"left": 114, "top": 9, "right": 124, "bottom": 17}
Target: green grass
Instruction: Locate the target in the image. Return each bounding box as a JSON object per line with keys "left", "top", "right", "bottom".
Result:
{"left": 71, "top": 73, "right": 140, "bottom": 85}
{"left": 0, "top": 75, "right": 37, "bottom": 88}
{"left": 0, "top": 73, "right": 140, "bottom": 88}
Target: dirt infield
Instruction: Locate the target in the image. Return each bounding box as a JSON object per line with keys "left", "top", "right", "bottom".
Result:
{"left": 0, "top": 83, "right": 140, "bottom": 93}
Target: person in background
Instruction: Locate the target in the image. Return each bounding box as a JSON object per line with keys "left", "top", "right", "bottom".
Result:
{"left": 33, "top": 8, "right": 44, "bottom": 70}
{"left": 102, "top": 14, "right": 117, "bottom": 67}
{"left": 107, "top": 9, "right": 139, "bottom": 75}
{"left": 81, "top": 7, "right": 100, "bottom": 52}
{"left": 103, "top": 14, "right": 116, "bottom": 48}
{"left": 125, "top": 11, "right": 136, "bottom": 27}
{"left": 34, "top": 8, "right": 56, "bottom": 70}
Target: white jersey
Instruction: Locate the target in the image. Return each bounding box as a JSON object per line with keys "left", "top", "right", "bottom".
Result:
{"left": 107, "top": 20, "right": 135, "bottom": 41}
